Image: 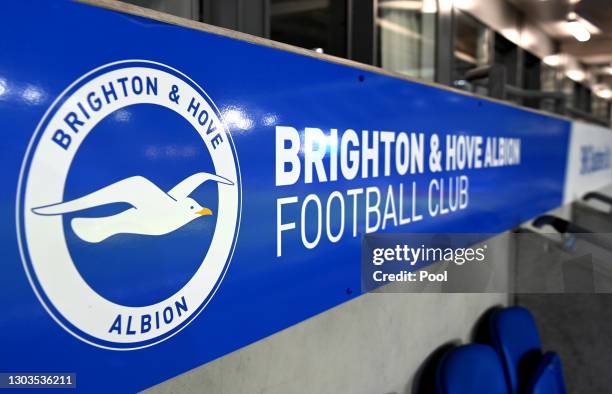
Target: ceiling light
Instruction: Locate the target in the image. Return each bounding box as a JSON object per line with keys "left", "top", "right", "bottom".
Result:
{"left": 566, "top": 15, "right": 591, "bottom": 42}
{"left": 597, "top": 89, "right": 612, "bottom": 99}
{"left": 422, "top": 0, "right": 437, "bottom": 13}
{"left": 543, "top": 54, "right": 562, "bottom": 67}
{"left": 593, "top": 84, "right": 612, "bottom": 99}
{"left": 566, "top": 69, "right": 585, "bottom": 81}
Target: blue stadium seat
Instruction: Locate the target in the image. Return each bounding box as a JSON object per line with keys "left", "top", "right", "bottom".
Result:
{"left": 487, "top": 306, "right": 548, "bottom": 394}
{"left": 435, "top": 344, "right": 508, "bottom": 394}
{"left": 525, "top": 352, "right": 568, "bottom": 394}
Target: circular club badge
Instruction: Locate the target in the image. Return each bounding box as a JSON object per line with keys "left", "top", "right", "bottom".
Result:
{"left": 17, "top": 60, "right": 241, "bottom": 350}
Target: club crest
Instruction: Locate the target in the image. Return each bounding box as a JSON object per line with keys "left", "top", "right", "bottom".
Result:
{"left": 17, "top": 60, "right": 241, "bottom": 350}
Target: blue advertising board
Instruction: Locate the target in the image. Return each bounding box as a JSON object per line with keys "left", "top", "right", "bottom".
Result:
{"left": 0, "top": 1, "right": 571, "bottom": 391}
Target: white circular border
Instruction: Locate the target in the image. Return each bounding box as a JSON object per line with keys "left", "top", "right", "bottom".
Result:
{"left": 16, "top": 60, "right": 242, "bottom": 350}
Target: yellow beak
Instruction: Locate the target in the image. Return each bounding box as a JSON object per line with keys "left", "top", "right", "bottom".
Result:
{"left": 196, "top": 207, "right": 213, "bottom": 216}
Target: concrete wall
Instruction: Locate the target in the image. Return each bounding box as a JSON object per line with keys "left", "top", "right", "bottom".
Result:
{"left": 144, "top": 291, "right": 508, "bottom": 394}
{"left": 144, "top": 231, "right": 515, "bottom": 393}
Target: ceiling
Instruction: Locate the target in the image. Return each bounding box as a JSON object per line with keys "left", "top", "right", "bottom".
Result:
{"left": 509, "top": 0, "right": 612, "bottom": 89}
{"left": 510, "top": 0, "right": 612, "bottom": 66}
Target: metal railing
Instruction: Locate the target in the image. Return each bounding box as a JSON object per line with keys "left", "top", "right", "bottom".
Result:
{"left": 463, "top": 64, "right": 611, "bottom": 127}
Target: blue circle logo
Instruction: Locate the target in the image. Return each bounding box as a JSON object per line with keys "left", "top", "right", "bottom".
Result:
{"left": 17, "top": 60, "right": 241, "bottom": 350}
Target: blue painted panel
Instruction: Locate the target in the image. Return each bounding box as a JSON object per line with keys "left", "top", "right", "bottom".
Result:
{"left": 0, "top": 1, "right": 570, "bottom": 392}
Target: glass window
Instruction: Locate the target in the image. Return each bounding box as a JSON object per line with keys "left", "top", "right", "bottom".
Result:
{"left": 541, "top": 65, "right": 559, "bottom": 92}
{"left": 561, "top": 78, "right": 583, "bottom": 115}
{"left": 270, "top": 0, "right": 347, "bottom": 58}
{"left": 522, "top": 51, "right": 541, "bottom": 109}
{"left": 377, "top": 0, "right": 437, "bottom": 80}
{"left": 561, "top": 77, "right": 575, "bottom": 104}
{"left": 592, "top": 95, "right": 609, "bottom": 121}
{"left": 453, "top": 10, "right": 491, "bottom": 92}
{"left": 493, "top": 33, "right": 517, "bottom": 87}
{"left": 573, "top": 83, "right": 591, "bottom": 113}
{"left": 540, "top": 65, "right": 560, "bottom": 113}
{"left": 522, "top": 51, "right": 540, "bottom": 91}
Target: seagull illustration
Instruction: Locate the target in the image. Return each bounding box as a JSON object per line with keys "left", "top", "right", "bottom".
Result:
{"left": 32, "top": 172, "right": 234, "bottom": 243}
